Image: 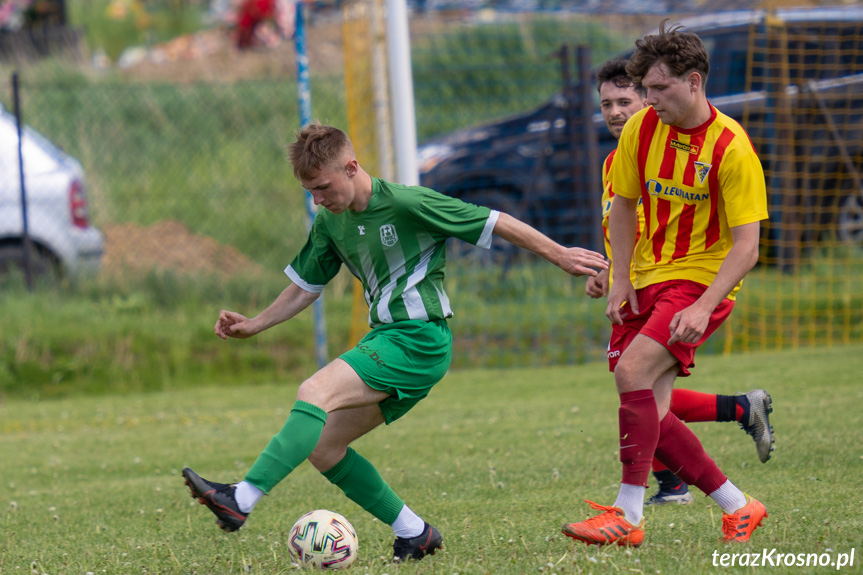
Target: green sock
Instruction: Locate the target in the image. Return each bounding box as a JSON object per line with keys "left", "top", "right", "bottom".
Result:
{"left": 244, "top": 400, "right": 327, "bottom": 494}
{"left": 323, "top": 447, "right": 405, "bottom": 525}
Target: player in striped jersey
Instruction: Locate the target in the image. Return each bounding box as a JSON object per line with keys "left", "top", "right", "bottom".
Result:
{"left": 587, "top": 58, "right": 774, "bottom": 509}
{"left": 183, "top": 122, "right": 608, "bottom": 562}
{"left": 563, "top": 23, "right": 769, "bottom": 547}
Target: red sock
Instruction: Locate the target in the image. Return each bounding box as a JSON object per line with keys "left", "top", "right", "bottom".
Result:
{"left": 670, "top": 389, "right": 718, "bottom": 422}
{"left": 654, "top": 412, "right": 727, "bottom": 494}
{"left": 619, "top": 390, "right": 659, "bottom": 487}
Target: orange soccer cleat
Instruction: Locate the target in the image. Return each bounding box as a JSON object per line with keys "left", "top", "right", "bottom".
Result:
{"left": 721, "top": 494, "right": 768, "bottom": 542}
{"left": 562, "top": 500, "right": 645, "bottom": 547}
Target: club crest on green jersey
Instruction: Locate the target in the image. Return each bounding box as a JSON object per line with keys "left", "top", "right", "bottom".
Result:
{"left": 380, "top": 224, "right": 398, "bottom": 247}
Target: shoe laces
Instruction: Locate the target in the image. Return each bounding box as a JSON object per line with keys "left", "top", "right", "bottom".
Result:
{"left": 215, "top": 482, "right": 235, "bottom": 496}
{"left": 721, "top": 510, "right": 743, "bottom": 536}
{"left": 581, "top": 500, "right": 626, "bottom": 527}
{"left": 738, "top": 419, "right": 757, "bottom": 438}
{"left": 202, "top": 479, "right": 237, "bottom": 502}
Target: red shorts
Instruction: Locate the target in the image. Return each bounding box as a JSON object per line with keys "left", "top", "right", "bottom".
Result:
{"left": 607, "top": 280, "right": 734, "bottom": 376}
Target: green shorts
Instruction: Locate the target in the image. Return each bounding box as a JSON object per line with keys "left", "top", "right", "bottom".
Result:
{"left": 340, "top": 319, "right": 452, "bottom": 424}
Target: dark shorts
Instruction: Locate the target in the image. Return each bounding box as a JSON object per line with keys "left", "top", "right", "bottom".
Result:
{"left": 607, "top": 280, "right": 734, "bottom": 376}
{"left": 340, "top": 319, "right": 452, "bottom": 424}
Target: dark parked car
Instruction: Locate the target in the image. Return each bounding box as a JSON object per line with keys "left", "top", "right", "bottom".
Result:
{"left": 418, "top": 7, "right": 863, "bottom": 260}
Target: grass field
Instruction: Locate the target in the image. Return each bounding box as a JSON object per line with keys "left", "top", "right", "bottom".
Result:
{"left": 2, "top": 344, "right": 861, "bottom": 574}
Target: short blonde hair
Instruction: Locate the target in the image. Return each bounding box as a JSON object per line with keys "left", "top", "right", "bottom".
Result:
{"left": 288, "top": 122, "right": 355, "bottom": 181}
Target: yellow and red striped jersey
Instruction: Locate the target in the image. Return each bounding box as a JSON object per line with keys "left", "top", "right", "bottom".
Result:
{"left": 601, "top": 148, "right": 644, "bottom": 288}
{"left": 609, "top": 105, "right": 768, "bottom": 299}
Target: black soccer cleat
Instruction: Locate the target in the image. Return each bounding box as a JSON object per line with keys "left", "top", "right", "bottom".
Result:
{"left": 736, "top": 389, "right": 775, "bottom": 463}
{"left": 646, "top": 469, "right": 694, "bottom": 506}
{"left": 182, "top": 467, "right": 248, "bottom": 532}
{"left": 392, "top": 522, "right": 443, "bottom": 563}
{"left": 645, "top": 485, "right": 694, "bottom": 506}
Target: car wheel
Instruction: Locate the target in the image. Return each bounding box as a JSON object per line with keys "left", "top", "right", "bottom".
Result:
{"left": 0, "top": 244, "right": 60, "bottom": 282}
{"left": 837, "top": 194, "right": 863, "bottom": 244}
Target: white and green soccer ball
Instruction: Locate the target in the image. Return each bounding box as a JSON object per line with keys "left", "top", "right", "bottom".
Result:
{"left": 288, "top": 509, "right": 358, "bottom": 570}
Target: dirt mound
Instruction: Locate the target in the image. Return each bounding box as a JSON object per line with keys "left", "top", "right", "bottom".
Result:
{"left": 100, "top": 220, "right": 264, "bottom": 277}
{"left": 116, "top": 23, "right": 344, "bottom": 84}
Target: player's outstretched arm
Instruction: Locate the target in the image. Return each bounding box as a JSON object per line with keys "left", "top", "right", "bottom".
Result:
{"left": 215, "top": 283, "right": 320, "bottom": 340}
{"left": 491, "top": 212, "right": 608, "bottom": 277}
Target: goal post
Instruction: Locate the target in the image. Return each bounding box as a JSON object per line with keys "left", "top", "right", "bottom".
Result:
{"left": 341, "top": 0, "right": 394, "bottom": 345}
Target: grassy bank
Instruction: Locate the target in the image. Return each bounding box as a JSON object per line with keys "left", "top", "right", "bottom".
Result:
{"left": 5, "top": 249, "right": 863, "bottom": 400}
{"left": 0, "top": 258, "right": 612, "bottom": 399}
{"left": 1, "top": 270, "right": 353, "bottom": 400}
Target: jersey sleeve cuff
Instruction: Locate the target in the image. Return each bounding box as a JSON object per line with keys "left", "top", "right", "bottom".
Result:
{"left": 285, "top": 265, "right": 325, "bottom": 293}
{"left": 726, "top": 211, "right": 769, "bottom": 228}
{"left": 476, "top": 210, "right": 500, "bottom": 249}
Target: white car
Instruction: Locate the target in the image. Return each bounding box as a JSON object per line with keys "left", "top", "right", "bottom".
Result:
{"left": 0, "top": 102, "right": 103, "bottom": 279}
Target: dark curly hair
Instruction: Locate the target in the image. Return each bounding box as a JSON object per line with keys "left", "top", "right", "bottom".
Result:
{"left": 626, "top": 19, "right": 710, "bottom": 88}
{"left": 595, "top": 57, "right": 646, "bottom": 98}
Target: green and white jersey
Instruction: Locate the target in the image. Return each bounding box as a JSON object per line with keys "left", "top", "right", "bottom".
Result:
{"left": 286, "top": 177, "right": 499, "bottom": 327}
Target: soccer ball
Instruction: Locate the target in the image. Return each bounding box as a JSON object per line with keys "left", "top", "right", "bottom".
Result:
{"left": 287, "top": 509, "right": 359, "bottom": 570}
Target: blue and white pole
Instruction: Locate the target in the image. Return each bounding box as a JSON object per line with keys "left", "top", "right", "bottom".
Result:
{"left": 294, "top": 1, "right": 328, "bottom": 369}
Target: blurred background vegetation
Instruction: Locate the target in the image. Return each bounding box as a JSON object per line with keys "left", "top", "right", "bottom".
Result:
{"left": 1, "top": 2, "right": 639, "bottom": 400}
{"left": 71, "top": 0, "right": 207, "bottom": 61}
{"left": 4, "top": 1, "right": 860, "bottom": 401}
